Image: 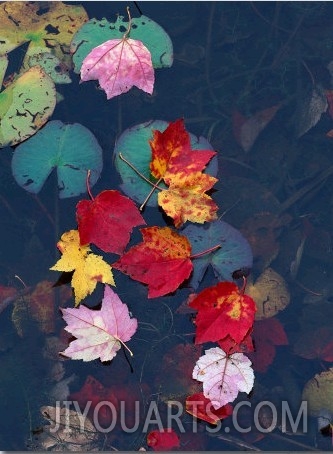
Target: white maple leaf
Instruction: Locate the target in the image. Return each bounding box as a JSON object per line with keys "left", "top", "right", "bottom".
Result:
{"left": 192, "top": 346, "right": 254, "bottom": 409}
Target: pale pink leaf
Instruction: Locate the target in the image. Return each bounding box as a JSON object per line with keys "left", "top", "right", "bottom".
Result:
{"left": 60, "top": 285, "right": 137, "bottom": 362}
{"left": 192, "top": 346, "right": 254, "bottom": 409}
{"left": 80, "top": 38, "right": 154, "bottom": 100}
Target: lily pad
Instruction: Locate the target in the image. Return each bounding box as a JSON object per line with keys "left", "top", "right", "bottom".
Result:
{"left": 26, "top": 51, "right": 71, "bottom": 84}
{"left": 0, "top": 55, "right": 8, "bottom": 87}
{"left": 11, "top": 120, "right": 103, "bottom": 199}
{"left": 183, "top": 220, "right": 253, "bottom": 289}
{"left": 0, "top": 1, "right": 88, "bottom": 71}
{"left": 0, "top": 66, "right": 56, "bottom": 147}
{"left": 71, "top": 15, "right": 173, "bottom": 71}
{"left": 113, "top": 119, "right": 218, "bottom": 207}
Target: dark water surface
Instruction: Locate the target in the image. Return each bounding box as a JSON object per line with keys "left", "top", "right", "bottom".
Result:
{"left": 1, "top": 1, "right": 333, "bottom": 451}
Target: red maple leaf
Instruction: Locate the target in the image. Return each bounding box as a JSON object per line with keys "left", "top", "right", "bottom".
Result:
{"left": 147, "top": 428, "right": 180, "bottom": 451}
{"left": 113, "top": 226, "right": 193, "bottom": 298}
{"left": 77, "top": 189, "right": 145, "bottom": 255}
{"left": 150, "top": 119, "right": 216, "bottom": 180}
{"left": 190, "top": 282, "right": 256, "bottom": 344}
{"left": 248, "top": 318, "right": 288, "bottom": 373}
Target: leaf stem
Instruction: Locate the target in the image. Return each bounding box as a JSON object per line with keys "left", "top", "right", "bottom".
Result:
{"left": 116, "top": 335, "right": 133, "bottom": 356}
{"left": 140, "top": 177, "right": 162, "bottom": 211}
{"left": 190, "top": 243, "right": 221, "bottom": 259}
{"left": 119, "top": 153, "right": 164, "bottom": 191}
{"left": 86, "top": 170, "right": 94, "bottom": 201}
{"left": 124, "top": 6, "right": 132, "bottom": 39}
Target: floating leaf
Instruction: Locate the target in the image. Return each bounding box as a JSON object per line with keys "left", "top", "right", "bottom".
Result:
{"left": 245, "top": 268, "right": 290, "bottom": 320}
{"left": 0, "top": 2, "right": 88, "bottom": 71}
{"left": 147, "top": 428, "right": 180, "bottom": 452}
{"left": 183, "top": 220, "right": 253, "bottom": 289}
{"left": 0, "top": 66, "right": 56, "bottom": 147}
{"left": 81, "top": 36, "right": 154, "bottom": 100}
{"left": 114, "top": 120, "right": 218, "bottom": 206}
{"left": 190, "top": 282, "right": 256, "bottom": 345}
{"left": 12, "top": 120, "right": 103, "bottom": 198}
{"left": 61, "top": 285, "right": 137, "bottom": 362}
{"left": 77, "top": 189, "right": 146, "bottom": 255}
{"left": 193, "top": 347, "right": 254, "bottom": 409}
{"left": 50, "top": 230, "right": 114, "bottom": 305}
{"left": 27, "top": 51, "right": 71, "bottom": 84}
{"left": 113, "top": 226, "right": 192, "bottom": 298}
{"left": 71, "top": 15, "right": 173, "bottom": 72}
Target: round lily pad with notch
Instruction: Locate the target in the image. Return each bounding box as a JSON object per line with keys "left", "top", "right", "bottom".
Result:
{"left": 71, "top": 15, "right": 173, "bottom": 72}
{"left": 12, "top": 120, "right": 103, "bottom": 199}
{"left": 113, "top": 119, "right": 218, "bottom": 207}
{"left": 183, "top": 220, "right": 253, "bottom": 290}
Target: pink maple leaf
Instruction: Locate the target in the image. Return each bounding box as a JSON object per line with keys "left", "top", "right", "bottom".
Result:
{"left": 192, "top": 347, "right": 254, "bottom": 409}
{"left": 80, "top": 38, "right": 154, "bottom": 100}
{"left": 60, "top": 285, "right": 137, "bottom": 362}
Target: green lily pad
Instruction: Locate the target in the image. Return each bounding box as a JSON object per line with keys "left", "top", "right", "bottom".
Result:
{"left": 113, "top": 120, "right": 218, "bottom": 207}
{"left": 26, "top": 51, "right": 71, "bottom": 85}
{"left": 0, "top": 55, "right": 8, "bottom": 87}
{"left": 0, "top": 66, "right": 56, "bottom": 147}
{"left": 12, "top": 120, "right": 103, "bottom": 199}
{"left": 0, "top": 1, "right": 88, "bottom": 72}
{"left": 71, "top": 15, "right": 173, "bottom": 72}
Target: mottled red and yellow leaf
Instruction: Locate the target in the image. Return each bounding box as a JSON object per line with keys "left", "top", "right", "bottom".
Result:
{"left": 149, "top": 119, "right": 216, "bottom": 180}
{"left": 190, "top": 282, "right": 256, "bottom": 344}
{"left": 113, "top": 226, "right": 192, "bottom": 298}
{"left": 158, "top": 172, "right": 218, "bottom": 227}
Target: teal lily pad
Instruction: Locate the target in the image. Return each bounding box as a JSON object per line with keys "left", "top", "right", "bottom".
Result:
{"left": 113, "top": 120, "right": 218, "bottom": 207}
{"left": 183, "top": 220, "right": 253, "bottom": 289}
{"left": 12, "top": 120, "right": 103, "bottom": 199}
{"left": 71, "top": 15, "right": 173, "bottom": 72}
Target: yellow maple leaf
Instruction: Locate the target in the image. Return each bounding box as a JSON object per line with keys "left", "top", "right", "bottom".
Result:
{"left": 50, "top": 230, "right": 115, "bottom": 306}
{"left": 158, "top": 172, "right": 218, "bottom": 228}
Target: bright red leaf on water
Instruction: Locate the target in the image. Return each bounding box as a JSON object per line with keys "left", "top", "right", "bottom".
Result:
{"left": 186, "top": 392, "right": 233, "bottom": 425}
{"left": 248, "top": 318, "right": 288, "bottom": 373}
{"left": 77, "top": 189, "right": 145, "bottom": 255}
{"left": 190, "top": 282, "right": 256, "bottom": 345}
{"left": 81, "top": 37, "right": 154, "bottom": 100}
{"left": 113, "top": 226, "right": 193, "bottom": 298}
{"left": 147, "top": 428, "right": 180, "bottom": 451}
